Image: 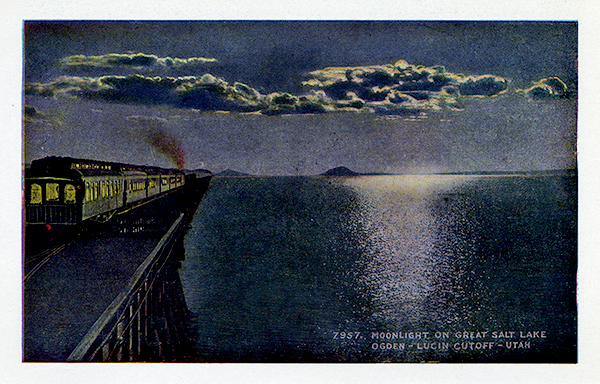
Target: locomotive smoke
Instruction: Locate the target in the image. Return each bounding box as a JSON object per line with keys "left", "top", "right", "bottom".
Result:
{"left": 126, "top": 116, "right": 185, "bottom": 169}
{"left": 146, "top": 129, "right": 185, "bottom": 170}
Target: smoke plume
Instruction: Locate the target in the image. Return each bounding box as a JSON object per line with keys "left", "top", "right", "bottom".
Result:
{"left": 126, "top": 116, "right": 185, "bottom": 169}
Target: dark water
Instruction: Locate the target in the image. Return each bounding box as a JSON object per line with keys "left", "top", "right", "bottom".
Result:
{"left": 180, "top": 174, "right": 577, "bottom": 363}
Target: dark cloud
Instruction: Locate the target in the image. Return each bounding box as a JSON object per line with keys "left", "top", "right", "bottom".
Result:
{"left": 297, "top": 60, "right": 518, "bottom": 115}
{"left": 24, "top": 74, "right": 263, "bottom": 112}
{"left": 25, "top": 75, "right": 174, "bottom": 105}
{"left": 176, "top": 74, "right": 263, "bottom": 112}
{"left": 25, "top": 76, "right": 106, "bottom": 98}
{"left": 263, "top": 91, "right": 334, "bottom": 115}
{"left": 23, "top": 73, "right": 446, "bottom": 116}
{"left": 22, "top": 102, "right": 64, "bottom": 130}
{"left": 516, "top": 77, "right": 572, "bottom": 99}
{"left": 303, "top": 60, "right": 509, "bottom": 101}
{"left": 23, "top": 104, "right": 55, "bottom": 126}
{"left": 456, "top": 75, "right": 510, "bottom": 97}
{"left": 23, "top": 105, "right": 41, "bottom": 118}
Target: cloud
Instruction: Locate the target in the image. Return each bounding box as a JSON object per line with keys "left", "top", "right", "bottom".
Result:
{"left": 20, "top": 72, "right": 480, "bottom": 117}
{"left": 23, "top": 104, "right": 50, "bottom": 124}
{"left": 456, "top": 75, "right": 510, "bottom": 97}
{"left": 516, "top": 77, "right": 572, "bottom": 99}
{"left": 23, "top": 105, "right": 41, "bottom": 118}
{"left": 25, "top": 76, "right": 108, "bottom": 99}
{"left": 24, "top": 74, "right": 266, "bottom": 112}
{"left": 298, "top": 60, "right": 516, "bottom": 115}
{"left": 176, "top": 74, "right": 264, "bottom": 112}
{"left": 22, "top": 104, "right": 64, "bottom": 129}
{"left": 59, "top": 53, "right": 218, "bottom": 71}
{"left": 303, "top": 60, "right": 509, "bottom": 100}
{"left": 24, "top": 59, "right": 571, "bottom": 117}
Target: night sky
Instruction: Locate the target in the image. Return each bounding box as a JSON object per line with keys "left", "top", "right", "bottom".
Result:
{"left": 23, "top": 21, "right": 577, "bottom": 175}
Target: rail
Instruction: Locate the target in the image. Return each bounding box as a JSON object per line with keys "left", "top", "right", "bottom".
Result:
{"left": 67, "top": 213, "right": 187, "bottom": 362}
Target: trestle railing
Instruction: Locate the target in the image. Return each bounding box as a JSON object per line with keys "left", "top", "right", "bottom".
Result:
{"left": 67, "top": 213, "right": 189, "bottom": 362}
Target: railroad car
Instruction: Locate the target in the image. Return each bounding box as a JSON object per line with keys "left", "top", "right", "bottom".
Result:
{"left": 25, "top": 156, "right": 186, "bottom": 226}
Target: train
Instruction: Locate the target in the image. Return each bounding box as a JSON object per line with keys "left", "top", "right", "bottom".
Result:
{"left": 24, "top": 156, "right": 200, "bottom": 227}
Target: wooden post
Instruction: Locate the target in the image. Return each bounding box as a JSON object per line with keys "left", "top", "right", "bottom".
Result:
{"left": 142, "top": 281, "right": 149, "bottom": 360}
{"left": 137, "top": 290, "right": 142, "bottom": 358}
{"left": 128, "top": 304, "right": 135, "bottom": 361}
{"left": 102, "top": 340, "right": 111, "bottom": 361}
{"left": 117, "top": 321, "right": 125, "bottom": 361}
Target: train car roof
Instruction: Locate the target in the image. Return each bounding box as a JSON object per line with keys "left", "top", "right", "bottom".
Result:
{"left": 28, "top": 156, "right": 185, "bottom": 178}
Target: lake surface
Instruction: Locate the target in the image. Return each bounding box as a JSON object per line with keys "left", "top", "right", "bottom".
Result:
{"left": 180, "top": 174, "right": 577, "bottom": 363}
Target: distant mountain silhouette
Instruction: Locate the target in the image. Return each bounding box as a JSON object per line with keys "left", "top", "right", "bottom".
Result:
{"left": 192, "top": 168, "right": 213, "bottom": 174}
{"left": 321, "top": 166, "right": 361, "bottom": 176}
{"left": 215, "top": 169, "right": 253, "bottom": 177}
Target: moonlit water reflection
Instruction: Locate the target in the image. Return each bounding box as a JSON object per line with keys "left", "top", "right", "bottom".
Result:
{"left": 342, "top": 176, "right": 468, "bottom": 329}
{"left": 181, "top": 175, "right": 576, "bottom": 362}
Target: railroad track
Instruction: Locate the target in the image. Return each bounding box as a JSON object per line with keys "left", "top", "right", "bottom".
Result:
{"left": 23, "top": 242, "right": 70, "bottom": 284}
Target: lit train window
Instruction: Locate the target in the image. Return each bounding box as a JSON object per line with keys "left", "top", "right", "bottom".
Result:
{"left": 46, "top": 183, "right": 59, "bottom": 202}
{"left": 30, "top": 184, "right": 42, "bottom": 204}
{"left": 85, "top": 182, "right": 90, "bottom": 202}
{"left": 162, "top": 178, "right": 168, "bottom": 186}
{"left": 65, "top": 184, "right": 76, "bottom": 204}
